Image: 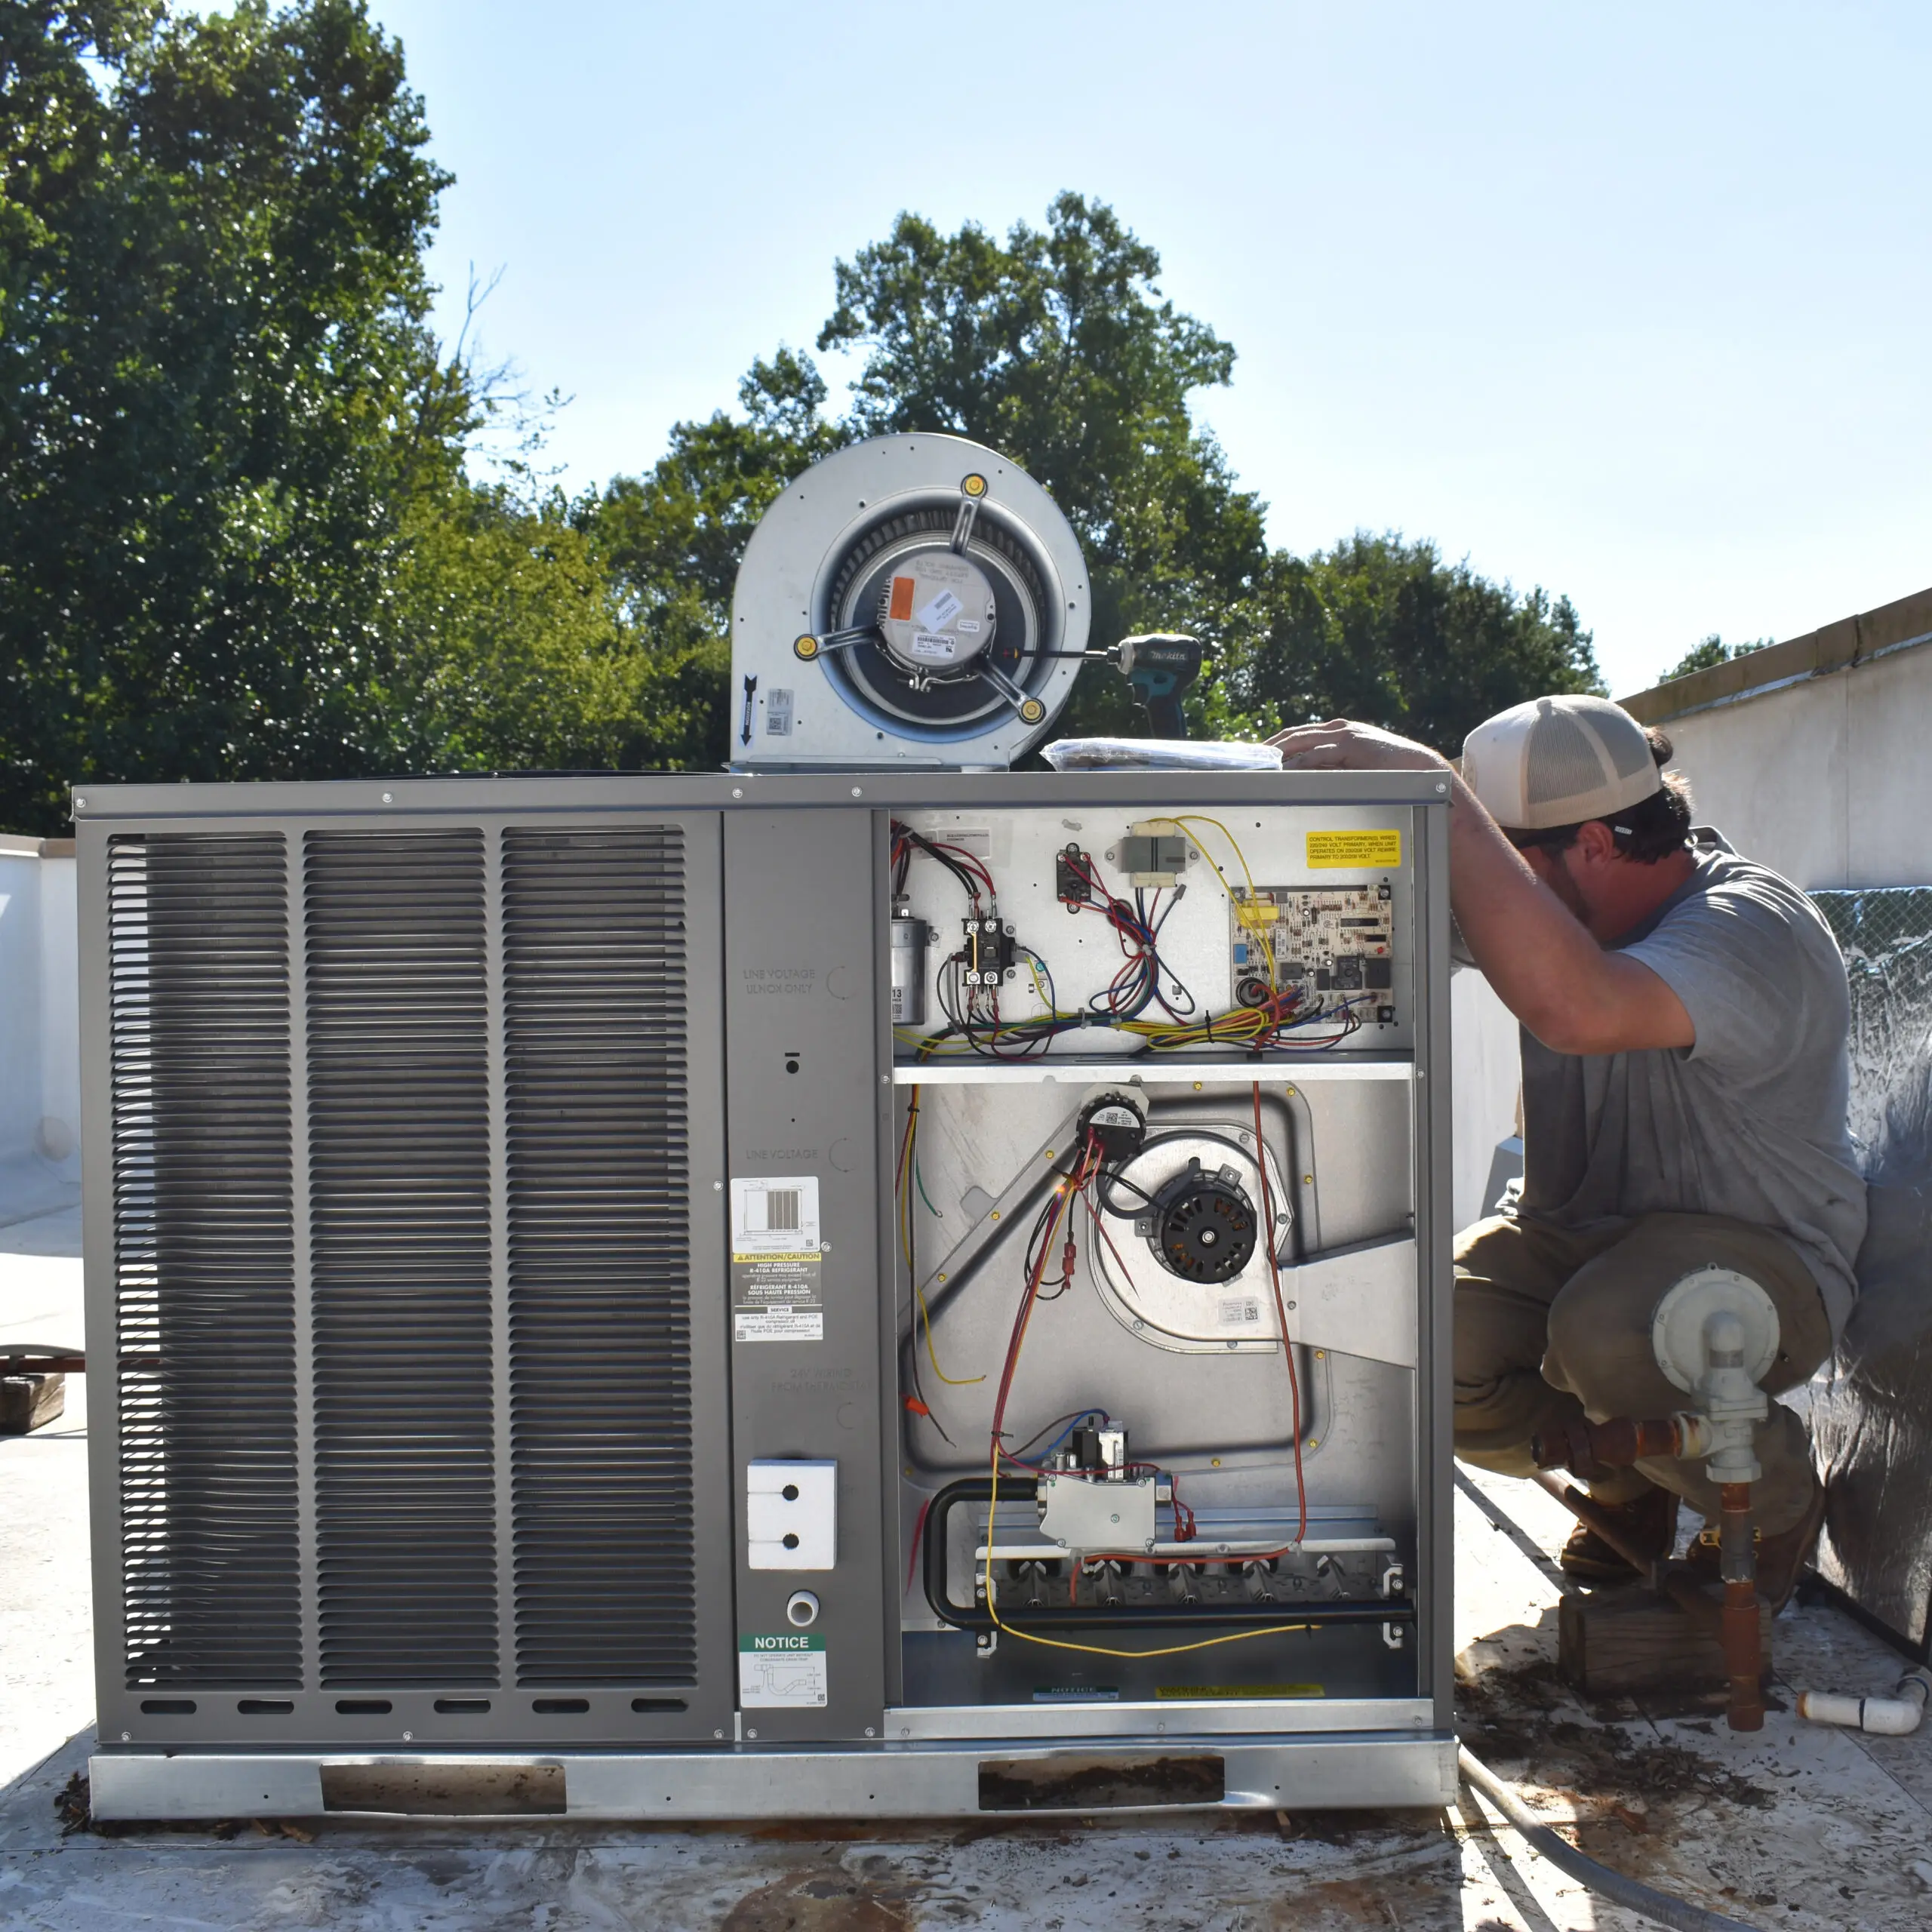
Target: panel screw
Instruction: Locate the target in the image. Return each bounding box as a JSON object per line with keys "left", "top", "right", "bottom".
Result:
{"left": 1303, "top": 1174, "right": 1313, "bottom": 1185}
{"left": 1435, "top": 781, "right": 1447, "bottom": 793}
{"left": 713, "top": 1180, "right": 723, "bottom": 1192}
{"left": 120, "top": 1730, "right": 130, "bottom": 1742}
{"left": 75, "top": 797, "right": 87, "bottom": 809}
{"left": 401, "top": 1730, "right": 413, "bottom": 1741}
{"left": 864, "top": 1726, "right": 876, "bottom": 1737}
{"left": 732, "top": 787, "right": 743, "bottom": 799}
{"left": 746, "top": 1728, "right": 758, "bottom": 1739}
{"left": 381, "top": 792, "right": 394, "bottom": 804}
{"left": 714, "top": 1728, "right": 724, "bottom": 1740}
{"left": 900, "top": 1727, "right": 910, "bottom": 1738}
{"left": 851, "top": 786, "right": 863, "bottom": 798}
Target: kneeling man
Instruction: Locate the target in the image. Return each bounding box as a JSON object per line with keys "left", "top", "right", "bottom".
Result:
{"left": 1275, "top": 696, "right": 1865, "bottom": 1604}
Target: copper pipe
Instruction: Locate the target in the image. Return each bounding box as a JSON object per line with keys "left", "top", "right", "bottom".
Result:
{"left": 1718, "top": 1480, "right": 1764, "bottom": 1732}
{"left": 1530, "top": 1472, "right": 1659, "bottom": 1589}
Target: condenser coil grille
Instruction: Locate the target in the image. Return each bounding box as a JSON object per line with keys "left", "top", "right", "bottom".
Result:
{"left": 103, "top": 820, "right": 709, "bottom": 1723}
{"left": 109, "top": 834, "right": 303, "bottom": 1687}
{"left": 305, "top": 829, "right": 497, "bottom": 1687}
{"left": 503, "top": 827, "right": 696, "bottom": 1684}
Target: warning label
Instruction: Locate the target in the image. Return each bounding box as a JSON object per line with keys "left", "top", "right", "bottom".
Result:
{"left": 740, "top": 1632, "right": 828, "bottom": 1707}
{"left": 1306, "top": 829, "right": 1402, "bottom": 870}
{"left": 888, "top": 576, "right": 916, "bottom": 621}
{"left": 731, "top": 1177, "right": 823, "bottom": 1343}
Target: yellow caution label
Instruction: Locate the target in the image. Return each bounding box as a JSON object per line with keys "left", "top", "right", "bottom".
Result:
{"left": 1155, "top": 1683, "right": 1324, "bottom": 1700}
{"left": 1306, "top": 829, "right": 1401, "bottom": 870}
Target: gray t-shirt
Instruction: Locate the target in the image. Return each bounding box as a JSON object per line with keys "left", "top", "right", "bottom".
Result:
{"left": 1511, "top": 841, "right": 1867, "bottom": 1335}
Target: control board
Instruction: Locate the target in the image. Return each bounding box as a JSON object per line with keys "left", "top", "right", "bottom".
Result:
{"left": 1229, "top": 881, "right": 1398, "bottom": 1023}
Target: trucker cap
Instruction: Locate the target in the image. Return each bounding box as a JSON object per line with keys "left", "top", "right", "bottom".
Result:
{"left": 1460, "top": 695, "right": 1662, "bottom": 832}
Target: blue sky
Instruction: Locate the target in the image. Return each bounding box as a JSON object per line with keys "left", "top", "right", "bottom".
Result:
{"left": 356, "top": 0, "right": 1930, "bottom": 697}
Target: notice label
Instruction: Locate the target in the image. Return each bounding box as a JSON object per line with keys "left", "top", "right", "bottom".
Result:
{"left": 909, "top": 631, "right": 958, "bottom": 660}
{"left": 1306, "top": 829, "right": 1403, "bottom": 870}
{"left": 731, "top": 1177, "right": 824, "bottom": 1343}
{"left": 1217, "top": 1295, "right": 1262, "bottom": 1328}
{"left": 764, "top": 687, "right": 793, "bottom": 737}
{"left": 740, "top": 1632, "right": 828, "bottom": 1707}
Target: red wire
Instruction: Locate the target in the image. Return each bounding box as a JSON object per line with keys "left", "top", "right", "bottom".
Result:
{"left": 906, "top": 1493, "right": 935, "bottom": 1595}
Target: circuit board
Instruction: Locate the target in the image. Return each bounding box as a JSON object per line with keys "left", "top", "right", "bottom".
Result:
{"left": 1228, "top": 883, "right": 1398, "bottom": 1022}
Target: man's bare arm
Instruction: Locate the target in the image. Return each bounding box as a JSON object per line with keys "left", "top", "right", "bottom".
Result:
{"left": 1269, "top": 721, "right": 1694, "bottom": 1055}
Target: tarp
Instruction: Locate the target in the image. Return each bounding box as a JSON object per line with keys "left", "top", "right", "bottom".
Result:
{"left": 1810, "top": 887, "right": 1932, "bottom": 1652}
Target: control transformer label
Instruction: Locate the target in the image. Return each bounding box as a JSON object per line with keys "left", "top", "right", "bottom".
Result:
{"left": 1306, "top": 829, "right": 1402, "bottom": 869}
{"left": 731, "top": 1175, "right": 824, "bottom": 1341}
{"left": 739, "top": 1632, "right": 828, "bottom": 1707}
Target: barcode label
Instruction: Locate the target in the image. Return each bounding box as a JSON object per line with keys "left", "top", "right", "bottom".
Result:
{"left": 764, "top": 1189, "right": 801, "bottom": 1232}
{"left": 765, "top": 687, "right": 793, "bottom": 737}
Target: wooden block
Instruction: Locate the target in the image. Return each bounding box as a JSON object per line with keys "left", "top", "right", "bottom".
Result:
{"left": 1558, "top": 1588, "right": 1773, "bottom": 1697}
{"left": 0, "top": 1372, "right": 66, "bottom": 1435}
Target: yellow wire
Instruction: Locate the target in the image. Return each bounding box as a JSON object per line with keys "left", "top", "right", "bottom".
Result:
{"left": 978, "top": 1179, "right": 1312, "bottom": 1661}
{"left": 900, "top": 1084, "right": 985, "bottom": 1387}
{"left": 1149, "top": 814, "right": 1278, "bottom": 985}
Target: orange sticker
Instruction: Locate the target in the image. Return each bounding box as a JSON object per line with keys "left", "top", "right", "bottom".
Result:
{"left": 888, "top": 576, "right": 916, "bottom": 621}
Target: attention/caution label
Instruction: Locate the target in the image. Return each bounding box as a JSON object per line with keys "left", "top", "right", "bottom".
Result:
{"left": 1306, "top": 829, "right": 1402, "bottom": 870}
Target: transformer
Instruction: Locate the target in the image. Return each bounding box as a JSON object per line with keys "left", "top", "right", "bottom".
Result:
{"left": 74, "top": 439, "right": 1457, "bottom": 1823}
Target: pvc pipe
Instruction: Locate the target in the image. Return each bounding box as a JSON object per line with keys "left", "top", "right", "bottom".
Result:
{"left": 1459, "top": 1743, "right": 1762, "bottom": 1932}
{"left": 1797, "top": 1668, "right": 1931, "bottom": 1735}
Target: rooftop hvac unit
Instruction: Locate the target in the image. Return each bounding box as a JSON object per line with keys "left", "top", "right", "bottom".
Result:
{"left": 75, "top": 438, "right": 1456, "bottom": 1823}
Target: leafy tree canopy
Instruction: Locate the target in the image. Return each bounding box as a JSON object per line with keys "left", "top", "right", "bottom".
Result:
{"left": 1654, "top": 632, "right": 1774, "bottom": 687}
{"left": 2, "top": 3, "right": 1604, "bottom": 829}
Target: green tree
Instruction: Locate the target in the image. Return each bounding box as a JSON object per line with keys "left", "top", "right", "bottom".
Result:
{"left": 1655, "top": 633, "right": 1772, "bottom": 686}
{"left": 1, "top": 0, "right": 678, "bottom": 829}
{"left": 1, "top": 0, "right": 456, "bottom": 829}
{"left": 1221, "top": 533, "right": 1604, "bottom": 753}
{"left": 817, "top": 192, "right": 1268, "bottom": 737}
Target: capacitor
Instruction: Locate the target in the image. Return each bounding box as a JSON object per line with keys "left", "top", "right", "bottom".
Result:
{"left": 890, "top": 899, "right": 928, "bottom": 1027}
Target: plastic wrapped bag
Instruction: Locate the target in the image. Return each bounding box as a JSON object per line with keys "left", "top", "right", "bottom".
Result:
{"left": 1040, "top": 737, "right": 1283, "bottom": 773}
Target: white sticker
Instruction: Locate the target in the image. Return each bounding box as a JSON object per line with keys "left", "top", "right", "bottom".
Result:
{"left": 764, "top": 688, "right": 793, "bottom": 737}
{"left": 731, "top": 1177, "right": 820, "bottom": 1254}
{"left": 909, "top": 631, "right": 957, "bottom": 660}
{"left": 740, "top": 1633, "right": 828, "bottom": 1707}
{"left": 735, "top": 1308, "right": 825, "bottom": 1342}
{"left": 1218, "top": 1296, "right": 1262, "bottom": 1327}
{"left": 955, "top": 618, "right": 981, "bottom": 634}
{"left": 917, "top": 586, "right": 963, "bottom": 631}
{"left": 731, "top": 1176, "right": 825, "bottom": 1343}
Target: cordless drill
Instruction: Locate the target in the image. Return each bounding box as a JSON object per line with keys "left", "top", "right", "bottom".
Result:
{"left": 1109, "top": 633, "right": 1214, "bottom": 738}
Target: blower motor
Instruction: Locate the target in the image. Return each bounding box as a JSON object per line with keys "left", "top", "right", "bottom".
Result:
{"left": 728, "top": 435, "right": 1091, "bottom": 769}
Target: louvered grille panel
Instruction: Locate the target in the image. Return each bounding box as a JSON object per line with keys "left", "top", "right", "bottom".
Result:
{"left": 108, "top": 835, "right": 302, "bottom": 1687}
{"left": 305, "top": 830, "right": 497, "bottom": 1686}
{"left": 503, "top": 827, "right": 697, "bottom": 1684}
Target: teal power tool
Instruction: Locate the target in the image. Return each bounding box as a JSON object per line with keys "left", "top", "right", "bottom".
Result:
{"left": 1109, "top": 632, "right": 1216, "bottom": 739}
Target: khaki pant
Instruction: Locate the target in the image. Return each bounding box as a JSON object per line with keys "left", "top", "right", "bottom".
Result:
{"left": 1453, "top": 1211, "right": 1832, "bottom": 1534}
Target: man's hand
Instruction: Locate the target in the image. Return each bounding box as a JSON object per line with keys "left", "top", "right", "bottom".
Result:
{"left": 1270, "top": 719, "right": 1451, "bottom": 774}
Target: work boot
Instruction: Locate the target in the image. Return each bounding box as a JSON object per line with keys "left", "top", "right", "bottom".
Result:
{"left": 1558, "top": 1484, "right": 1678, "bottom": 1584}
{"left": 1686, "top": 1478, "right": 1827, "bottom": 1614}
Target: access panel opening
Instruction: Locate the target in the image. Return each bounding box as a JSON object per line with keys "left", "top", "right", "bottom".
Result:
{"left": 977, "top": 1752, "right": 1225, "bottom": 1811}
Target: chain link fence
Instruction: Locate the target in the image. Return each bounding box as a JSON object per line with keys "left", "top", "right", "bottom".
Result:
{"left": 1809, "top": 887, "right": 1932, "bottom": 1652}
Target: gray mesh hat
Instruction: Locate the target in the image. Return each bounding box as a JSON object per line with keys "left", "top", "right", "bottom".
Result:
{"left": 1460, "top": 695, "right": 1661, "bottom": 832}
